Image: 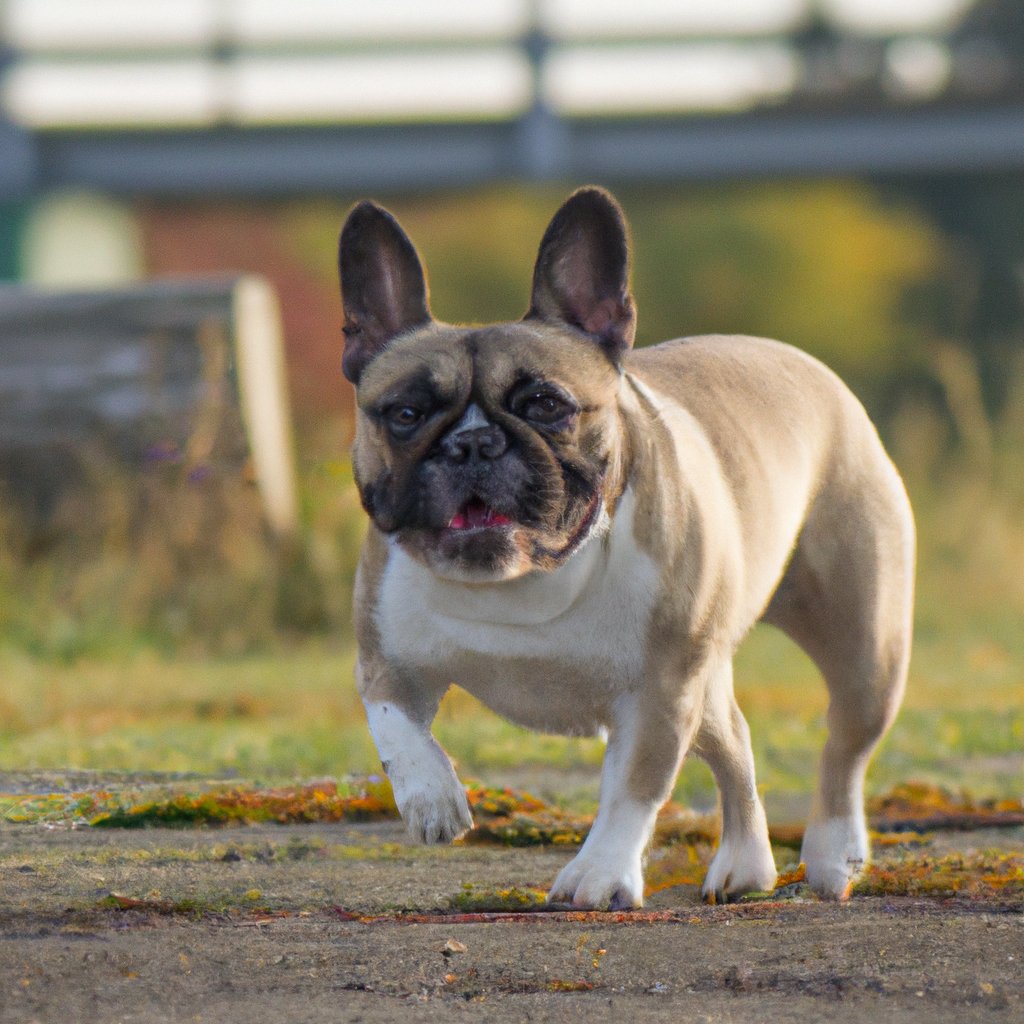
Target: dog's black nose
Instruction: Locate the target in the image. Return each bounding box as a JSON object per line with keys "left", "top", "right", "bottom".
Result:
{"left": 441, "top": 424, "right": 507, "bottom": 463}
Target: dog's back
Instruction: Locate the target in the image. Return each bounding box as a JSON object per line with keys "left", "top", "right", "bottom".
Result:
{"left": 627, "top": 333, "right": 912, "bottom": 629}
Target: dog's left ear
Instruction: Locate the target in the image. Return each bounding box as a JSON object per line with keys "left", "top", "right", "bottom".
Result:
{"left": 527, "top": 187, "right": 636, "bottom": 361}
{"left": 338, "top": 201, "right": 432, "bottom": 384}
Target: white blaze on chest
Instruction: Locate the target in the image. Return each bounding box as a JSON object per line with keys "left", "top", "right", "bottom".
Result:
{"left": 375, "top": 488, "right": 659, "bottom": 690}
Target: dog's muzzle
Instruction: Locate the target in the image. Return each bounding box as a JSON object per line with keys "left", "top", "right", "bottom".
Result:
{"left": 439, "top": 404, "right": 508, "bottom": 464}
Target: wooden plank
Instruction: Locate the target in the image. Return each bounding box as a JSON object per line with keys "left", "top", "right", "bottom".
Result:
{"left": 0, "top": 276, "right": 298, "bottom": 537}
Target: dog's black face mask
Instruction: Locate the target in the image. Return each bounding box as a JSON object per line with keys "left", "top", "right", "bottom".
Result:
{"left": 353, "top": 324, "right": 618, "bottom": 580}
{"left": 340, "top": 188, "right": 635, "bottom": 580}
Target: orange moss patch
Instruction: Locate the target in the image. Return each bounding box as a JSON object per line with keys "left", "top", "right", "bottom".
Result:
{"left": 4, "top": 778, "right": 1022, "bottom": 854}
{"left": 449, "top": 882, "right": 549, "bottom": 912}
{"left": 870, "top": 830, "right": 934, "bottom": 847}
{"left": 97, "top": 892, "right": 289, "bottom": 918}
{"left": 463, "top": 811, "right": 590, "bottom": 847}
{"left": 89, "top": 779, "right": 398, "bottom": 827}
{"left": 2, "top": 780, "right": 551, "bottom": 830}
{"left": 868, "top": 781, "right": 1024, "bottom": 831}
{"left": 774, "top": 864, "right": 807, "bottom": 888}
{"left": 464, "top": 784, "right": 547, "bottom": 819}
{"left": 855, "top": 852, "right": 1024, "bottom": 898}
{"left": 464, "top": 799, "right": 719, "bottom": 850}
{"left": 645, "top": 839, "right": 712, "bottom": 896}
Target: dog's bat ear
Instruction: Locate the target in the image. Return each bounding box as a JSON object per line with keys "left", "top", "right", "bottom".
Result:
{"left": 338, "top": 201, "right": 432, "bottom": 384}
{"left": 526, "top": 187, "right": 636, "bottom": 361}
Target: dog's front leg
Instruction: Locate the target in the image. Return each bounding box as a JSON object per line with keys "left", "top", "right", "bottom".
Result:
{"left": 548, "top": 687, "right": 700, "bottom": 910}
{"left": 357, "top": 659, "right": 473, "bottom": 844}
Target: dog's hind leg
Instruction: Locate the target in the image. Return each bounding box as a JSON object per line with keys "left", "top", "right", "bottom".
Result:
{"left": 693, "top": 661, "right": 778, "bottom": 902}
{"left": 763, "top": 463, "right": 914, "bottom": 899}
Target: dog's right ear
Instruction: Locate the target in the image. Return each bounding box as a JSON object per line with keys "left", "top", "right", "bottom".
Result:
{"left": 338, "top": 201, "right": 432, "bottom": 384}
{"left": 527, "top": 187, "right": 635, "bottom": 363}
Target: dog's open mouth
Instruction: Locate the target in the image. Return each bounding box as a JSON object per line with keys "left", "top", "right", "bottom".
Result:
{"left": 446, "top": 500, "right": 513, "bottom": 531}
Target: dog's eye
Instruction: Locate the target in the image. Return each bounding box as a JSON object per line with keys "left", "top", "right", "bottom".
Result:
{"left": 516, "top": 391, "right": 576, "bottom": 426}
{"left": 385, "top": 405, "right": 425, "bottom": 436}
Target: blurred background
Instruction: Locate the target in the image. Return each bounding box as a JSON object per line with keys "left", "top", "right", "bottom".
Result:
{"left": 0, "top": 0, "right": 1020, "bottom": 813}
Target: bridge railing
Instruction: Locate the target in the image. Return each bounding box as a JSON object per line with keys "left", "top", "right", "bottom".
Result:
{"left": 0, "top": 0, "right": 1022, "bottom": 194}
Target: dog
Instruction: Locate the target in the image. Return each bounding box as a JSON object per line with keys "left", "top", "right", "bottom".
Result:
{"left": 338, "top": 187, "right": 914, "bottom": 909}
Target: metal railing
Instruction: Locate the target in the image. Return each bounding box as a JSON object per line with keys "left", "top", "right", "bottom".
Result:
{"left": 1, "top": 0, "right": 1022, "bottom": 195}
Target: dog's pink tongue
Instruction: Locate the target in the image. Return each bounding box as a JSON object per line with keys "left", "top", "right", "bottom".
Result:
{"left": 448, "top": 501, "right": 511, "bottom": 530}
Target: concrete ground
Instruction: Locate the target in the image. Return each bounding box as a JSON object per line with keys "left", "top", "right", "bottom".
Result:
{"left": 1, "top": 800, "right": 1021, "bottom": 1024}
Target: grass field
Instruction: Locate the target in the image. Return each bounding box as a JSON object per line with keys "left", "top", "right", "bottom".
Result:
{"left": 1, "top": 612, "right": 1019, "bottom": 820}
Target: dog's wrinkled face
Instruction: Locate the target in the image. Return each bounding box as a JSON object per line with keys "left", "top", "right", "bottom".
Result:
{"left": 354, "top": 322, "right": 622, "bottom": 579}
{"left": 339, "top": 188, "right": 636, "bottom": 580}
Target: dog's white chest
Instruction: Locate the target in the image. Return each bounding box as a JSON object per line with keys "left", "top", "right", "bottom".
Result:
{"left": 374, "top": 490, "right": 659, "bottom": 731}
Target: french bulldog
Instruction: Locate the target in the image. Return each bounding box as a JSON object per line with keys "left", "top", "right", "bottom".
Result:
{"left": 339, "top": 187, "right": 914, "bottom": 909}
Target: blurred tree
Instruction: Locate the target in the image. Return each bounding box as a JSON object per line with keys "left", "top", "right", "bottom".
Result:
{"left": 901, "top": 175, "right": 1024, "bottom": 366}
{"left": 623, "top": 182, "right": 944, "bottom": 403}
{"left": 891, "top": 0, "right": 1024, "bottom": 415}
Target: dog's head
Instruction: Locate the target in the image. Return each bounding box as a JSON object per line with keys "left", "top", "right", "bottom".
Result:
{"left": 339, "top": 188, "right": 636, "bottom": 581}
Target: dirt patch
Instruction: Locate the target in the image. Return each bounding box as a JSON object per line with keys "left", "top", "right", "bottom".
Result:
{"left": 1, "top": 776, "right": 1022, "bottom": 1023}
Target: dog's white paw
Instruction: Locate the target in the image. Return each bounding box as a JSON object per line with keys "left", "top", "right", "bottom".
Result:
{"left": 548, "top": 851, "right": 644, "bottom": 910}
{"left": 393, "top": 769, "right": 473, "bottom": 845}
{"left": 801, "top": 816, "right": 869, "bottom": 899}
{"left": 701, "top": 834, "right": 778, "bottom": 903}
{"left": 363, "top": 699, "right": 473, "bottom": 844}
